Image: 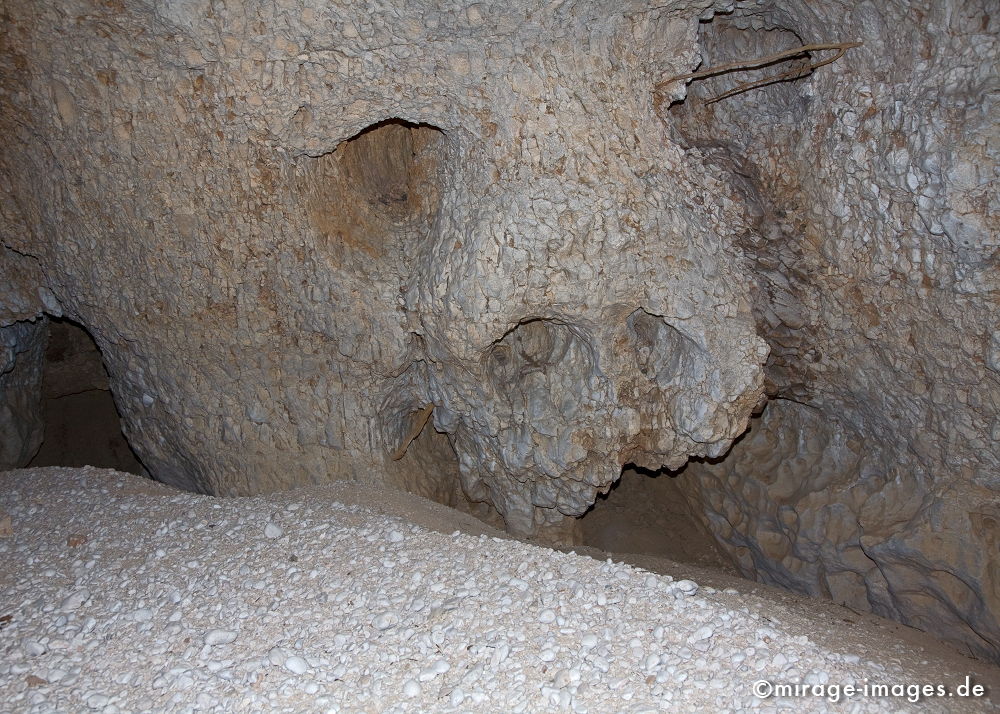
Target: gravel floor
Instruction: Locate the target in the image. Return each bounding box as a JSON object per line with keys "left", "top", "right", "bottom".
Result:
{"left": 0, "top": 467, "right": 995, "bottom": 713}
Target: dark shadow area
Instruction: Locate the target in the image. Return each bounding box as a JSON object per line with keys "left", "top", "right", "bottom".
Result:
{"left": 393, "top": 416, "right": 509, "bottom": 532}
{"left": 336, "top": 119, "right": 444, "bottom": 220}
{"left": 27, "top": 318, "right": 147, "bottom": 475}
{"left": 576, "top": 462, "right": 736, "bottom": 572}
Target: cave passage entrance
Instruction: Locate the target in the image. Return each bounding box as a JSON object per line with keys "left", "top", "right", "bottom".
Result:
{"left": 394, "top": 411, "right": 737, "bottom": 572}
{"left": 27, "top": 318, "right": 146, "bottom": 475}
{"left": 576, "top": 464, "right": 735, "bottom": 571}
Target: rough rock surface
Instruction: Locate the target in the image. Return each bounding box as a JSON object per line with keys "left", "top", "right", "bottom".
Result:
{"left": 0, "top": 0, "right": 996, "bottom": 664}
{"left": 662, "top": 1, "right": 999, "bottom": 661}
{"left": 0, "top": 0, "right": 766, "bottom": 530}
{"left": 0, "top": 320, "right": 46, "bottom": 469}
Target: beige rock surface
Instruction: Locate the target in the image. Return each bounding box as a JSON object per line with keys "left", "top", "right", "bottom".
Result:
{"left": 0, "top": 0, "right": 766, "bottom": 525}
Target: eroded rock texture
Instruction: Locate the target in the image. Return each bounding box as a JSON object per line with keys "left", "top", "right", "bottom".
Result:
{"left": 0, "top": 0, "right": 996, "bottom": 659}
{"left": 666, "top": 2, "right": 999, "bottom": 660}
{"left": 0, "top": 218, "right": 46, "bottom": 468}
{"left": 0, "top": 0, "right": 766, "bottom": 520}
{"left": 0, "top": 320, "right": 46, "bottom": 469}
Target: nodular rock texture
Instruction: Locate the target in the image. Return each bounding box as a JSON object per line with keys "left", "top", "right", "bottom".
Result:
{"left": 0, "top": 0, "right": 996, "bottom": 661}
{"left": 664, "top": 2, "right": 999, "bottom": 662}
{"left": 0, "top": 321, "right": 46, "bottom": 469}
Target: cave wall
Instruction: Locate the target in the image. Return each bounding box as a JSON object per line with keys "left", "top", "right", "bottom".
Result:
{"left": 0, "top": 240, "right": 49, "bottom": 470}
{"left": 666, "top": 2, "right": 998, "bottom": 660}
{"left": 0, "top": 320, "right": 46, "bottom": 469}
{"left": 0, "top": 0, "right": 766, "bottom": 529}
{"left": 0, "top": 0, "right": 996, "bottom": 660}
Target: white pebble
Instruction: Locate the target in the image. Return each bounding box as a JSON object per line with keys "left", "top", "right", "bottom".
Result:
{"left": 264, "top": 522, "right": 284, "bottom": 539}
{"left": 86, "top": 693, "right": 110, "bottom": 709}
{"left": 61, "top": 588, "right": 91, "bottom": 611}
{"left": 196, "top": 694, "right": 215, "bottom": 709}
{"left": 403, "top": 679, "right": 421, "bottom": 698}
{"left": 284, "top": 656, "right": 309, "bottom": 674}
{"left": 204, "top": 629, "right": 238, "bottom": 646}
{"left": 23, "top": 640, "right": 46, "bottom": 657}
{"left": 690, "top": 626, "right": 714, "bottom": 642}
{"left": 417, "top": 658, "right": 450, "bottom": 681}
{"left": 675, "top": 580, "right": 699, "bottom": 595}
{"left": 268, "top": 647, "right": 286, "bottom": 667}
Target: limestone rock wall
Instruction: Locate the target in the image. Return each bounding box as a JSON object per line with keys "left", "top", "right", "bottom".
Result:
{"left": 0, "top": 320, "right": 46, "bottom": 470}
{"left": 0, "top": 0, "right": 766, "bottom": 530}
{"left": 0, "top": 241, "right": 50, "bottom": 470}
{"left": 665, "top": 1, "right": 999, "bottom": 660}
{"left": 0, "top": 0, "right": 996, "bottom": 661}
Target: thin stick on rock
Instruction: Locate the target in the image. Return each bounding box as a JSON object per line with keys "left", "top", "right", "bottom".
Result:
{"left": 390, "top": 403, "right": 435, "bottom": 461}
{"left": 657, "top": 41, "right": 862, "bottom": 104}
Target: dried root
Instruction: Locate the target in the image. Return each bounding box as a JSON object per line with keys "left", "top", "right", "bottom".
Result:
{"left": 390, "top": 403, "right": 435, "bottom": 461}
{"left": 658, "top": 42, "right": 862, "bottom": 104}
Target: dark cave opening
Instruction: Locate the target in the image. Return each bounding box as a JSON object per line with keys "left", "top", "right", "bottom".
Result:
{"left": 390, "top": 400, "right": 744, "bottom": 574}
{"left": 576, "top": 462, "right": 736, "bottom": 572}
{"left": 336, "top": 118, "right": 445, "bottom": 222}
{"left": 27, "top": 318, "right": 146, "bottom": 476}
{"left": 392, "top": 414, "right": 508, "bottom": 531}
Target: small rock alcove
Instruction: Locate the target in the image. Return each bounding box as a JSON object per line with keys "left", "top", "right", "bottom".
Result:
{"left": 577, "top": 464, "right": 734, "bottom": 570}
{"left": 664, "top": 10, "right": 815, "bottom": 137}
{"left": 297, "top": 118, "right": 446, "bottom": 261}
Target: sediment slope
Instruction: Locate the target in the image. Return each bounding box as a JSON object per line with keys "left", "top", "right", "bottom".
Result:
{"left": 1, "top": 468, "right": 996, "bottom": 712}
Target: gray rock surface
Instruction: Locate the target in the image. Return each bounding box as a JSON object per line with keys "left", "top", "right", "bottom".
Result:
{"left": 0, "top": 0, "right": 996, "bottom": 662}
{"left": 0, "top": 321, "right": 46, "bottom": 470}
{"left": 664, "top": 1, "right": 999, "bottom": 661}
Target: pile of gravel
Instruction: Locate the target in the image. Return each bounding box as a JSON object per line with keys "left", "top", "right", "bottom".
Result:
{"left": 0, "top": 468, "right": 989, "bottom": 712}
